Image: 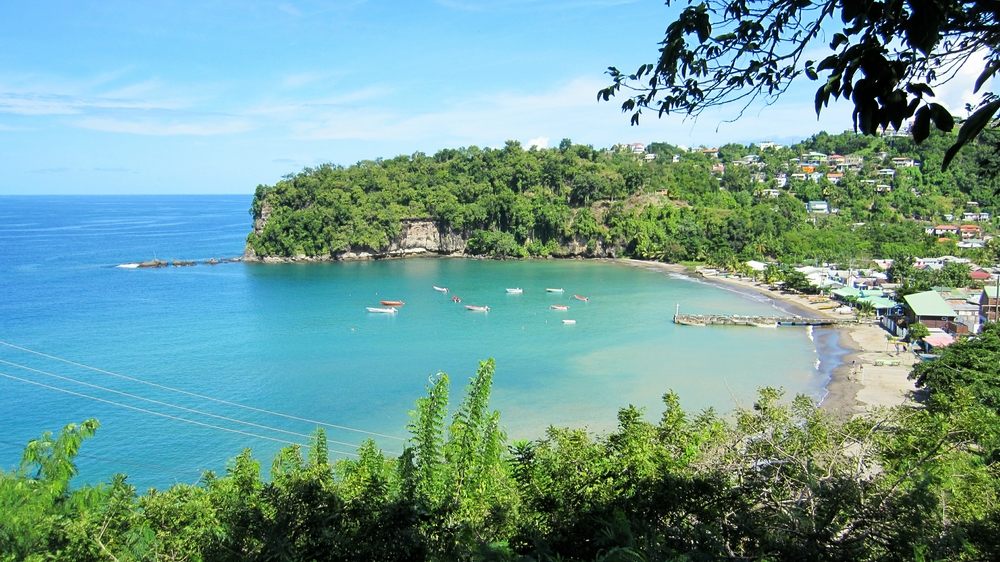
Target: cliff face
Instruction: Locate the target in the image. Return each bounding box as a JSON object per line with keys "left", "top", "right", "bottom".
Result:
{"left": 245, "top": 207, "right": 618, "bottom": 262}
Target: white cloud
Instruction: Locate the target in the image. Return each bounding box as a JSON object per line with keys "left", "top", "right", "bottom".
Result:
{"left": 526, "top": 136, "right": 548, "bottom": 149}
{"left": 75, "top": 117, "right": 253, "bottom": 136}
{"left": 930, "top": 50, "right": 996, "bottom": 116}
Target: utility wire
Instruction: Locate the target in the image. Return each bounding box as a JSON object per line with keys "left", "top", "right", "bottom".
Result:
{"left": 0, "top": 340, "right": 405, "bottom": 441}
{"left": 0, "top": 439, "right": 203, "bottom": 476}
{"left": 0, "top": 358, "right": 368, "bottom": 451}
{"left": 0, "top": 370, "right": 358, "bottom": 458}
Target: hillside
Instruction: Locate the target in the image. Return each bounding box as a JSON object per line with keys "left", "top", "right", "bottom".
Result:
{"left": 246, "top": 130, "right": 1000, "bottom": 266}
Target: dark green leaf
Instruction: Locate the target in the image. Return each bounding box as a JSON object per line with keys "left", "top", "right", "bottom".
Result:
{"left": 942, "top": 99, "right": 1000, "bottom": 170}
{"left": 974, "top": 61, "right": 1000, "bottom": 94}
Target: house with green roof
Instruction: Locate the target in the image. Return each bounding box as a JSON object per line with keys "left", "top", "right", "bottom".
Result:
{"left": 903, "top": 290, "right": 957, "bottom": 331}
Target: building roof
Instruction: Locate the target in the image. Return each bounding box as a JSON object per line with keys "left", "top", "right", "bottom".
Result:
{"left": 904, "top": 290, "right": 958, "bottom": 318}
{"left": 970, "top": 269, "right": 992, "bottom": 280}
{"left": 924, "top": 334, "right": 955, "bottom": 347}
{"left": 859, "top": 296, "right": 898, "bottom": 310}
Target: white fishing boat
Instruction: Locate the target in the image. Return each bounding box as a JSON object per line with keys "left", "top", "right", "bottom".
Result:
{"left": 465, "top": 305, "right": 489, "bottom": 312}
{"left": 366, "top": 307, "right": 398, "bottom": 314}
{"left": 433, "top": 286, "right": 449, "bottom": 292}
{"left": 562, "top": 319, "right": 576, "bottom": 324}
{"left": 506, "top": 288, "right": 522, "bottom": 293}
{"left": 546, "top": 288, "right": 564, "bottom": 292}
{"left": 550, "top": 305, "right": 569, "bottom": 310}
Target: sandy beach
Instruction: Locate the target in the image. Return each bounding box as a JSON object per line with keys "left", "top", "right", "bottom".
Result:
{"left": 615, "top": 259, "right": 920, "bottom": 414}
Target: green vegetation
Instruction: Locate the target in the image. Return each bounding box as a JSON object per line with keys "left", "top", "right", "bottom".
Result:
{"left": 600, "top": 0, "right": 1000, "bottom": 167}
{"left": 7, "top": 344, "right": 1000, "bottom": 560}
{"left": 247, "top": 130, "right": 1000, "bottom": 267}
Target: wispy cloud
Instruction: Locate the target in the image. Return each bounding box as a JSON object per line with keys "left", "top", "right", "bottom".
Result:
{"left": 75, "top": 117, "right": 254, "bottom": 136}
{"left": 30, "top": 167, "right": 71, "bottom": 173}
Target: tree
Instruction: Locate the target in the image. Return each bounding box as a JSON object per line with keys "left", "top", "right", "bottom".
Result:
{"left": 908, "top": 321, "right": 931, "bottom": 342}
{"left": 599, "top": 0, "right": 1000, "bottom": 168}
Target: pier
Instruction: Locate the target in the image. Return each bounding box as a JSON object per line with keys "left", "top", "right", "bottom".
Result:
{"left": 673, "top": 313, "right": 855, "bottom": 327}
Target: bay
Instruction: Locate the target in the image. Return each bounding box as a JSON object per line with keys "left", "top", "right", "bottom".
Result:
{"left": 0, "top": 195, "right": 838, "bottom": 489}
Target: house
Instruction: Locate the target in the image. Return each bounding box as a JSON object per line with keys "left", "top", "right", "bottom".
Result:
{"left": 981, "top": 286, "right": 1000, "bottom": 322}
{"left": 758, "top": 141, "right": 780, "bottom": 150}
{"left": 959, "top": 239, "right": 987, "bottom": 249}
{"left": 892, "top": 157, "right": 916, "bottom": 167}
{"left": 826, "top": 173, "right": 843, "bottom": 184}
{"left": 934, "top": 225, "right": 959, "bottom": 236}
{"left": 807, "top": 201, "right": 830, "bottom": 213}
{"left": 904, "top": 290, "right": 957, "bottom": 331}
{"left": 828, "top": 154, "right": 845, "bottom": 166}
{"left": 644, "top": 153, "right": 657, "bottom": 162}
{"left": 844, "top": 154, "right": 864, "bottom": 171}
{"left": 711, "top": 164, "right": 726, "bottom": 174}
{"left": 809, "top": 172, "right": 824, "bottom": 182}
{"left": 672, "top": 154, "right": 680, "bottom": 163}
{"left": 878, "top": 168, "right": 896, "bottom": 177}
{"left": 775, "top": 174, "right": 788, "bottom": 188}
{"left": 743, "top": 154, "right": 760, "bottom": 163}
{"left": 700, "top": 148, "right": 720, "bottom": 158}
{"left": 758, "top": 189, "right": 781, "bottom": 198}
{"left": 980, "top": 212, "right": 991, "bottom": 222}
{"left": 970, "top": 269, "right": 993, "bottom": 281}
{"left": 751, "top": 173, "right": 767, "bottom": 183}
{"left": 959, "top": 224, "right": 982, "bottom": 239}
{"left": 876, "top": 184, "right": 892, "bottom": 192}
{"left": 803, "top": 151, "right": 828, "bottom": 165}
{"left": 944, "top": 213, "right": 954, "bottom": 221}
{"left": 631, "top": 143, "right": 645, "bottom": 154}
{"left": 791, "top": 173, "right": 807, "bottom": 181}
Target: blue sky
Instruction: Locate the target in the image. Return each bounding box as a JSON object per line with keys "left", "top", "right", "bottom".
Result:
{"left": 0, "top": 0, "right": 969, "bottom": 194}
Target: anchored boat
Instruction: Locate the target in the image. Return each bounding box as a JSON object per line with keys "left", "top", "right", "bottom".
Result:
{"left": 562, "top": 319, "right": 576, "bottom": 324}
{"left": 465, "top": 305, "right": 489, "bottom": 312}
{"left": 506, "top": 288, "right": 522, "bottom": 293}
{"left": 452, "top": 296, "right": 461, "bottom": 303}
{"left": 573, "top": 294, "right": 589, "bottom": 302}
{"left": 546, "top": 288, "right": 564, "bottom": 292}
{"left": 366, "top": 307, "right": 398, "bottom": 314}
{"left": 433, "top": 286, "right": 449, "bottom": 292}
{"left": 380, "top": 300, "right": 404, "bottom": 306}
{"left": 550, "top": 305, "right": 569, "bottom": 310}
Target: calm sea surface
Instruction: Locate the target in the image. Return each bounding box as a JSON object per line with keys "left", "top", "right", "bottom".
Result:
{"left": 0, "top": 196, "right": 841, "bottom": 488}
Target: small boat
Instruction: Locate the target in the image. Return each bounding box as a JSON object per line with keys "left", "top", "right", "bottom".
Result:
{"left": 465, "top": 305, "right": 489, "bottom": 312}
{"left": 433, "top": 286, "right": 449, "bottom": 292}
{"left": 675, "top": 319, "right": 706, "bottom": 326}
{"left": 546, "top": 288, "right": 564, "bottom": 292}
{"left": 380, "top": 300, "right": 404, "bottom": 306}
{"left": 550, "top": 305, "right": 569, "bottom": 310}
{"left": 366, "top": 307, "right": 398, "bottom": 314}
{"left": 452, "top": 296, "right": 461, "bottom": 303}
{"left": 751, "top": 322, "right": 778, "bottom": 328}
{"left": 506, "top": 288, "right": 522, "bottom": 293}
{"left": 573, "top": 294, "right": 589, "bottom": 302}
{"left": 562, "top": 319, "right": 576, "bottom": 324}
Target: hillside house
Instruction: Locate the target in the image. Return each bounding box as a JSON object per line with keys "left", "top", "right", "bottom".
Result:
{"left": 904, "top": 290, "right": 957, "bottom": 331}
{"left": 878, "top": 169, "right": 896, "bottom": 177}
{"left": 934, "top": 225, "right": 959, "bottom": 236}
{"left": 892, "top": 157, "right": 917, "bottom": 167}
{"left": 775, "top": 174, "right": 788, "bottom": 188}
{"left": 826, "top": 173, "right": 843, "bottom": 184}
{"left": 807, "top": 201, "right": 829, "bottom": 213}
{"left": 644, "top": 153, "right": 657, "bottom": 162}
{"left": 844, "top": 154, "right": 864, "bottom": 171}
{"left": 981, "top": 286, "right": 1000, "bottom": 322}
{"left": 758, "top": 189, "right": 781, "bottom": 198}
{"left": 828, "top": 154, "right": 845, "bottom": 166}
{"left": 700, "top": 148, "right": 719, "bottom": 158}
{"left": 960, "top": 224, "right": 982, "bottom": 239}
{"left": 876, "top": 184, "right": 892, "bottom": 193}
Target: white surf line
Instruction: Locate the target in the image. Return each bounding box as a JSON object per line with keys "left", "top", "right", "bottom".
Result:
{"left": 0, "top": 340, "right": 405, "bottom": 441}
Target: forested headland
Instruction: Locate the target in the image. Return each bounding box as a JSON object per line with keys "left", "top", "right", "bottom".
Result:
{"left": 6, "top": 331, "right": 1000, "bottom": 561}
{"left": 246, "top": 130, "right": 1000, "bottom": 267}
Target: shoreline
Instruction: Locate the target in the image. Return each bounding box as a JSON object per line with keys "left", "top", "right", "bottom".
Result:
{"left": 614, "top": 259, "right": 916, "bottom": 414}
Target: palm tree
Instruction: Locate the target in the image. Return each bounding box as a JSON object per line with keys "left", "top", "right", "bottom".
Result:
{"left": 857, "top": 300, "right": 876, "bottom": 319}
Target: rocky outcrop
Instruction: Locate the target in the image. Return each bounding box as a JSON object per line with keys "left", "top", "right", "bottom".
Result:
{"left": 245, "top": 212, "right": 620, "bottom": 262}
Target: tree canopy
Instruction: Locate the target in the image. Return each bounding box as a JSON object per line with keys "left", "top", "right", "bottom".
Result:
{"left": 600, "top": 0, "right": 1000, "bottom": 167}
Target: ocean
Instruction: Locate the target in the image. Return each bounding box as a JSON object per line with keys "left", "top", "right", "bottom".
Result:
{"left": 0, "top": 195, "right": 841, "bottom": 488}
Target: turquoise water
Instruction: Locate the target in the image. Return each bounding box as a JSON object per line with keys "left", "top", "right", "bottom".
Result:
{"left": 0, "top": 196, "right": 838, "bottom": 488}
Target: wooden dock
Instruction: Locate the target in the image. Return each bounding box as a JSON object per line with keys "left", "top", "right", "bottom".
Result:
{"left": 674, "top": 313, "right": 855, "bottom": 327}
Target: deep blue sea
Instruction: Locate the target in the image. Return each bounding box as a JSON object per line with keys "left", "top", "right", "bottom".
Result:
{"left": 0, "top": 196, "right": 842, "bottom": 489}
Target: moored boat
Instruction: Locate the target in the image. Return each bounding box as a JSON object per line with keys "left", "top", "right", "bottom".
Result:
{"left": 465, "top": 305, "right": 489, "bottom": 312}
{"left": 506, "top": 288, "right": 522, "bottom": 293}
{"left": 562, "top": 319, "right": 576, "bottom": 324}
{"left": 573, "top": 294, "right": 589, "bottom": 302}
{"left": 452, "top": 296, "right": 461, "bottom": 303}
{"left": 380, "top": 300, "right": 404, "bottom": 306}
{"left": 675, "top": 318, "right": 706, "bottom": 326}
{"left": 433, "top": 286, "right": 449, "bottom": 292}
{"left": 550, "top": 305, "right": 569, "bottom": 310}
{"left": 366, "top": 307, "right": 398, "bottom": 314}
{"left": 546, "top": 288, "right": 564, "bottom": 292}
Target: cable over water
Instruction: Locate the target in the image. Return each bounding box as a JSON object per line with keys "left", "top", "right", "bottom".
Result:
{"left": 0, "top": 340, "right": 406, "bottom": 441}
{"left": 0, "top": 371, "right": 360, "bottom": 458}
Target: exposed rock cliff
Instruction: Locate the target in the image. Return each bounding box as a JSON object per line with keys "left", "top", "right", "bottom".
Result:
{"left": 245, "top": 207, "right": 618, "bottom": 262}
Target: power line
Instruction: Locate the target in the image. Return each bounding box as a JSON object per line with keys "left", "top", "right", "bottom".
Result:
{"left": 0, "top": 340, "right": 405, "bottom": 442}
{"left": 0, "top": 358, "right": 368, "bottom": 451}
{"left": 0, "top": 371, "right": 358, "bottom": 458}
{"left": 0, "top": 439, "right": 203, "bottom": 477}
